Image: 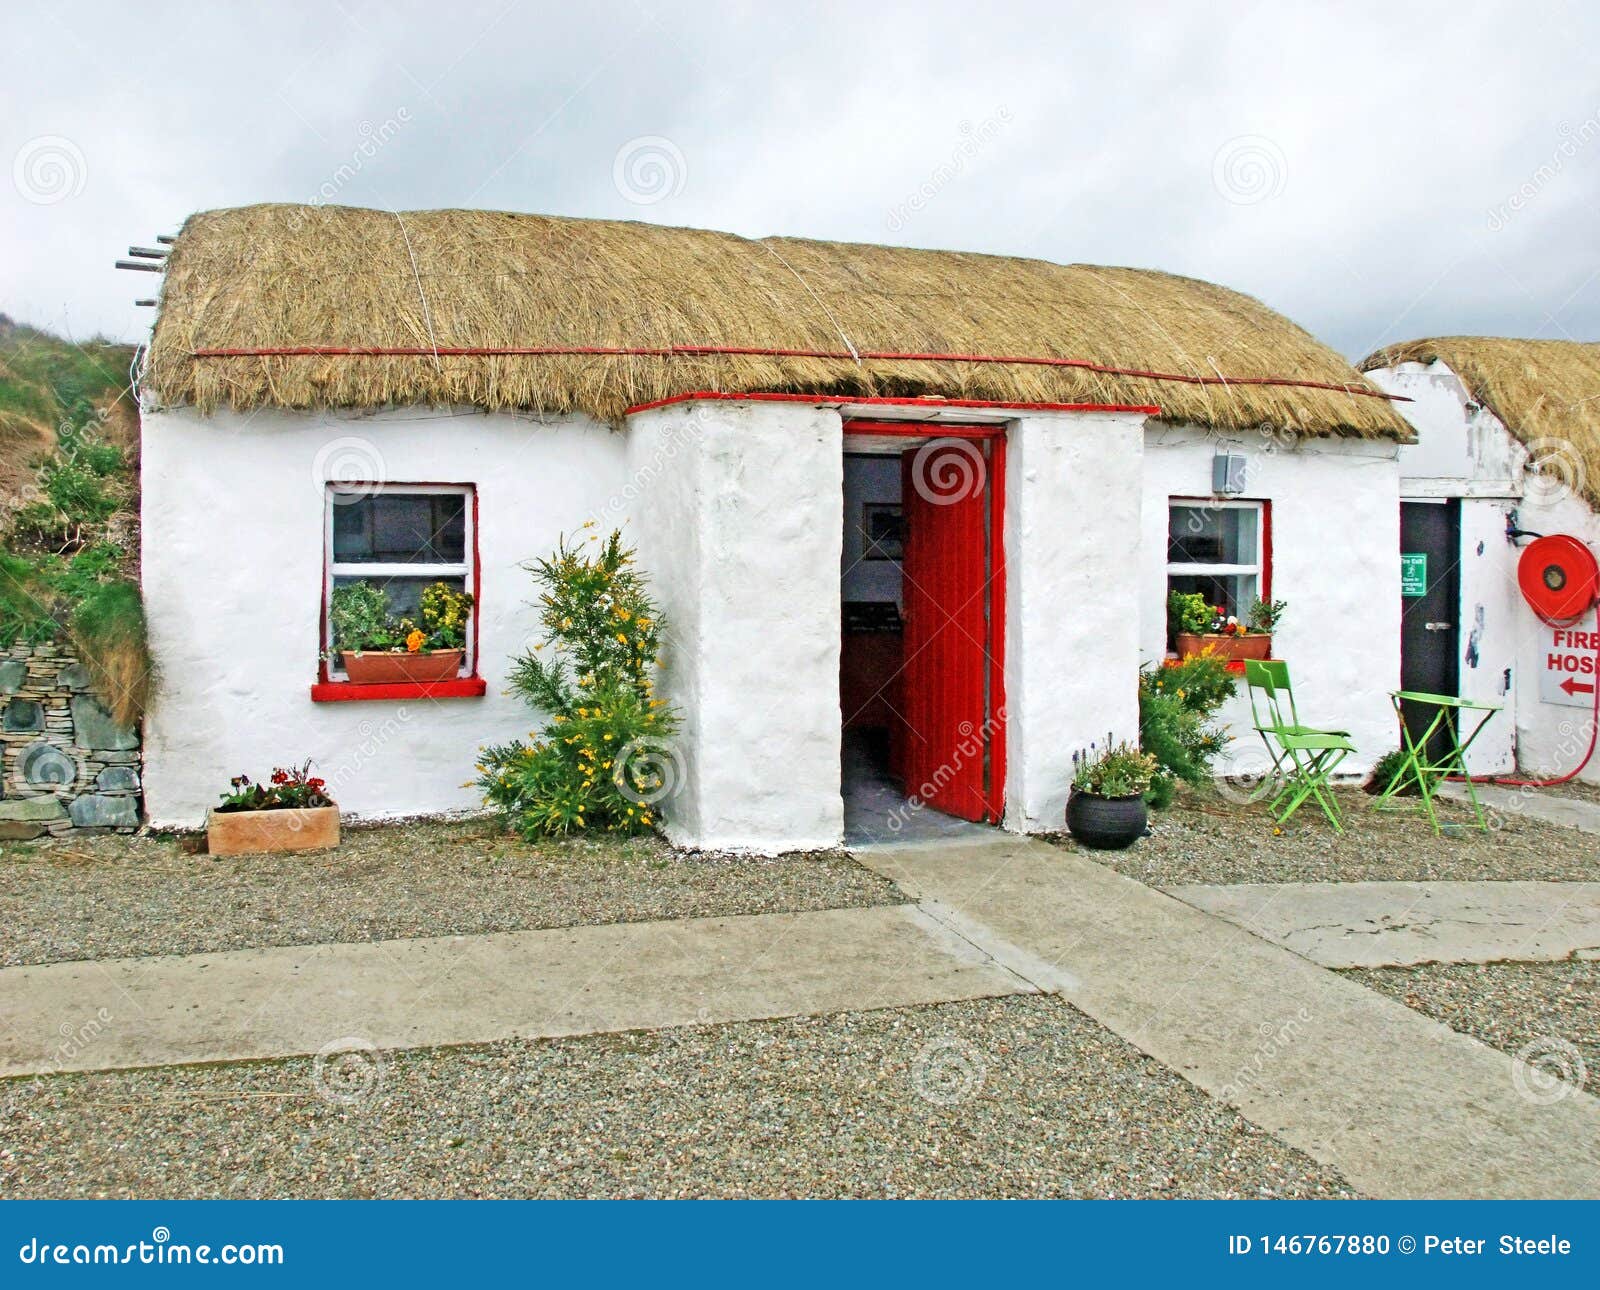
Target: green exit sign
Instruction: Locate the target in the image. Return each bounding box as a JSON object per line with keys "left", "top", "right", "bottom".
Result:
{"left": 1401, "top": 552, "right": 1428, "bottom": 597}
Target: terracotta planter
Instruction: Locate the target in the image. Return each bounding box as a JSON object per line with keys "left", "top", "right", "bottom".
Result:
{"left": 340, "top": 649, "right": 464, "bottom": 684}
{"left": 1175, "top": 632, "right": 1271, "bottom": 663}
{"left": 207, "top": 805, "right": 340, "bottom": 857}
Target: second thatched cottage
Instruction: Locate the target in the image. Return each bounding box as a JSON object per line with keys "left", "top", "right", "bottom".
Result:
{"left": 137, "top": 203, "right": 1415, "bottom": 851}
{"left": 1362, "top": 338, "right": 1600, "bottom": 786}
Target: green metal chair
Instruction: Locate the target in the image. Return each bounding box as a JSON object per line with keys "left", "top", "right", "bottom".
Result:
{"left": 1245, "top": 661, "right": 1357, "bottom": 832}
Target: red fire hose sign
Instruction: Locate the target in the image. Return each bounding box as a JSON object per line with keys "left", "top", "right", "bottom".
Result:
{"left": 1540, "top": 626, "right": 1599, "bottom": 707}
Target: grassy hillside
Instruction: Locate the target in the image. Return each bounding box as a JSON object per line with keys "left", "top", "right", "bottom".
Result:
{"left": 0, "top": 316, "right": 149, "bottom": 725}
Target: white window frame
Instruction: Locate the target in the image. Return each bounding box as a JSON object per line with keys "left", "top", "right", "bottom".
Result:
{"left": 323, "top": 483, "right": 476, "bottom": 680}
{"left": 1165, "top": 498, "right": 1266, "bottom": 616}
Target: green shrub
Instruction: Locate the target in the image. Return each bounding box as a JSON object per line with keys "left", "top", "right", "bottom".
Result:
{"left": 328, "top": 580, "right": 402, "bottom": 652}
{"left": 1364, "top": 748, "right": 1419, "bottom": 796}
{"left": 1139, "top": 653, "right": 1237, "bottom": 807}
{"left": 475, "top": 528, "right": 680, "bottom": 837}
{"left": 1167, "top": 589, "right": 1211, "bottom": 637}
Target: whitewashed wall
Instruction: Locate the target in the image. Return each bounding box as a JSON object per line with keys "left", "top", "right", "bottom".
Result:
{"left": 140, "top": 405, "right": 632, "bottom": 827}
{"left": 1369, "top": 360, "right": 1600, "bottom": 784}
{"left": 1139, "top": 425, "right": 1403, "bottom": 779}
{"left": 626, "top": 401, "right": 845, "bottom": 852}
{"left": 1005, "top": 411, "right": 1147, "bottom": 830}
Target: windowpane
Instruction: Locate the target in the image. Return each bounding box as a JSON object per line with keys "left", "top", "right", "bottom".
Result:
{"left": 1168, "top": 505, "right": 1257, "bottom": 566}
{"left": 333, "top": 493, "right": 466, "bottom": 564}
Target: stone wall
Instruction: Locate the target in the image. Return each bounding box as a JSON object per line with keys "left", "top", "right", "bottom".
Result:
{"left": 0, "top": 642, "right": 141, "bottom": 838}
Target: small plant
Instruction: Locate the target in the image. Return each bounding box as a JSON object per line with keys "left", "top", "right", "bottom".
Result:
{"left": 1169, "top": 589, "right": 1285, "bottom": 639}
{"left": 1139, "top": 653, "right": 1238, "bottom": 808}
{"left": 1072, "top": 738, "right": 1159, "bottom": 798}
{"left": 216, "top": 760, "right": 333, "bottom": 812}
{"left": 1248, "top": 596, "right": 1288, "bottom": 634}
{"left": 1167, "top": 590, "right": 1211, "bottom": 637}
{"left": 1364, "top": 747, "right": 1420, "bottom": 796}
{"left": 328, "top": 579, "right": 474, "bottom": 654}
{"left": 328, "top": 581, "right": 400, "bottom": 653}
{"left": 475, "top": 527, "right": 681, "bottom": 837}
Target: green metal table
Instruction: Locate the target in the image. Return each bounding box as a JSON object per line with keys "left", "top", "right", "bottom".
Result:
{"left": 1374, "top": 690, "right": 1502, "bottom": 833}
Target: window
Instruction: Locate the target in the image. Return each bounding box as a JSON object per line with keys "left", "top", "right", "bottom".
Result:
{"left": 1167, "top": 499, "right": 1267, "bottom": 627}
{"left": 323, "top": 485, "right": 476, "bottom": 679}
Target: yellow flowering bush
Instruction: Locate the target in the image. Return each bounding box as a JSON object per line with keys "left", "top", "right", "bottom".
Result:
{"left": 474, "top": 528, "right": 679, "bottom": 837}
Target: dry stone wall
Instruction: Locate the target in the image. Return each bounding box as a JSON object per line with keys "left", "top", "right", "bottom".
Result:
{"left": 0, "top": 642, "right": 141, "bottom": 838}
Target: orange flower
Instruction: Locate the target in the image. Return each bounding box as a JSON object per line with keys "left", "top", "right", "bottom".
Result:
{"left": 406, "top": 629, "right": 426, "bottom": 653}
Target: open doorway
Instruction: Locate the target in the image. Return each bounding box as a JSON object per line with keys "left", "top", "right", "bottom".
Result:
{"left": 839, "top": 423, "right": 1006, "bottom": 844}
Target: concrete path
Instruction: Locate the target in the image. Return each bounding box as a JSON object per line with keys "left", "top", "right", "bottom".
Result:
{"left": 1440, "top": 781, "right": 1600, "bottom": 834}
{"left": 1168, "top": 881, "right": 1600, "bottom": 968}
{"left": 0, "top": 904, "right": 1028, "bottom": 1078}
{"left": 858, "top": 837, "right": 1600, "bottom": 1199}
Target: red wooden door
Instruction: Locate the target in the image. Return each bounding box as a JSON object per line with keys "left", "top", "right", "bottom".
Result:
{"left": 899, "top": 437, "right": 1006, "bottom": 822}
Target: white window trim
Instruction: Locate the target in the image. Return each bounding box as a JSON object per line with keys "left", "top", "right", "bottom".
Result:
{"left": 1166, "top": 498, "right": 1265, "bottom": 608}
{"left": 324, "top": 483, "right": 476, "bottom": 680}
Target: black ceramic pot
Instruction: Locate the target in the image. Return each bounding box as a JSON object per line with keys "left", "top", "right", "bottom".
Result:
{"left": 1065, "top": 791, "right": 1148, "bottom": 850}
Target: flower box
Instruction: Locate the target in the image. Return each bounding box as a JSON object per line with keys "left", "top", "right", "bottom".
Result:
{"left": 1175, "top": 632, "right": 1272, "bottom": 663}
{"left": 339, "top": 648, "right": 464, "bottom": 685}
{"left": 207, "top": 805, "right": 340, "bottom": 857}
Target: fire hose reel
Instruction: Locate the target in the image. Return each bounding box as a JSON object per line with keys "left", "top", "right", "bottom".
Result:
{"left": 1517, "top": 534, "right": 1600, "bottom": 626}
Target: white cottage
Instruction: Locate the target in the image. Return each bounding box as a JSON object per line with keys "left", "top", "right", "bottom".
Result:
{"left": 1362, "top": 339, "right": 1600, "bottom": 784}
{"left": 138, "top": 203, "right": 1413, "bottom": 851}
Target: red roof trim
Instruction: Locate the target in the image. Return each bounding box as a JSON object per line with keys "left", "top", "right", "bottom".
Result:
{"left": 623, "top": 391, "right": 1162, "bottom": 417}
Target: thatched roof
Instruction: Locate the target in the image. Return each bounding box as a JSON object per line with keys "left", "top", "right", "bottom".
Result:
{"left": 145, "top": 203, "right": 1410, "bottom": 437}
{"left": 1361, "top": 336, "right": 1600, "bottom": 507}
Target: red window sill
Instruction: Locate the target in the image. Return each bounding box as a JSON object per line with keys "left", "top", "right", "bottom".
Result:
{"left": 310, "top": 677, "right": 488, "bottom": 702}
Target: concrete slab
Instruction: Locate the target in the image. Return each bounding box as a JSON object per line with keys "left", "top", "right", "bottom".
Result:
{"left": 859, "top": 838, "right": 1600, "bottom": 1199}
{"left": 1440, "top": 781, "right": 1600, "bottom": 835}
{"left": 1168, "top": 881, "right": 1600, "bottom": 968}
{"left": 0, "top": 904, "right": 1029, "bottom": 1078}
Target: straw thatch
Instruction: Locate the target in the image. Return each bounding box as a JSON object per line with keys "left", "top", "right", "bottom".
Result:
{"left": 145, "top": 203, "right": 1410, "bottom": 438}
{"left": 1361, "top": 337, "right": 1600, "bottom": 508}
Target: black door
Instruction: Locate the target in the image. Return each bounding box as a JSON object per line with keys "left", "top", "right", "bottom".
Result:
{"left": 1399, "top": 500, "right": 1461, "bottom": 760}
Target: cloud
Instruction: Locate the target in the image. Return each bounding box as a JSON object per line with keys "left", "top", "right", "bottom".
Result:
{"left": 4, "top": 0, "right": 1598, "bottom": 359}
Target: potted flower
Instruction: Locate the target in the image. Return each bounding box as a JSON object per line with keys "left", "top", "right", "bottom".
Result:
{"left": 1169, "top": 591, "right": 1285, "bottom": 663}
{"left": 207, "top": 761, "right": 339, "bottom": 856}
{"left": 1066, "top": 738, "right": 1158, "bottom": 849}
{"left": 329, "top": 579, "right": 474, "bottom": 684}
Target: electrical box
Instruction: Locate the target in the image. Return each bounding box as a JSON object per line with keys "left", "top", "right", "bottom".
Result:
{"left": 1212, "top": 452, "right": 1248, "bottom": 495}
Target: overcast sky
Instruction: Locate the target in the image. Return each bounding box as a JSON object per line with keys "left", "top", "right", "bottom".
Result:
{"left": 4, "top": 0, "right": 1598, "bottom": 362}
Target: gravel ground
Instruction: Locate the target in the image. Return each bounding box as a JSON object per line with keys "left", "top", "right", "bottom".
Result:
{"left": 0, "top": 820, "right": 900, "bottom": 967}
{"left": 1344, "top": 960, "right": 1598, "bottom": 1100}
{"left": 1061, "top": 786, "right": 1600, "bottom": 887}
{"left": 0, "top": 995, "right": 1354, "bottom": 1199}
